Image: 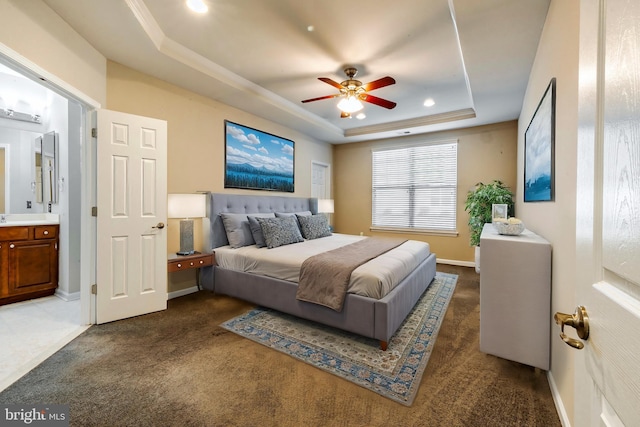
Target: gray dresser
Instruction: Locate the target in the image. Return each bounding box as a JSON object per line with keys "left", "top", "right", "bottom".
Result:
{"left": 479, "top": 223, "right": 552, "bottom": 370}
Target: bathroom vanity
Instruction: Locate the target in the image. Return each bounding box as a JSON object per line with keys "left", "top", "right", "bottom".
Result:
{"left": 0, "top": 214, "right": 59, "bottom": 306}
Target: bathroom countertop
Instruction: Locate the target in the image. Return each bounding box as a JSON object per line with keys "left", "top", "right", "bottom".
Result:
{"left": 0, "top": 213, "right": 60, "bottom": 226}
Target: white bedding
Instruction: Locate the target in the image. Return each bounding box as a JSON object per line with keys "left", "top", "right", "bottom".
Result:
{"left": 214, "top": 233, "right": 431, "bottom": 299}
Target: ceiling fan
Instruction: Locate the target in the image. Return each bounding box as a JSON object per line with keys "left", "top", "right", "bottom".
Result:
{"left": 301, "top": 67, "right": 397, "bottom": 118}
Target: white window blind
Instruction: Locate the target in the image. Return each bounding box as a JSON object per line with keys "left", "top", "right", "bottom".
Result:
{"left": 372, "top": 142, "right": 457, "bottom": 232}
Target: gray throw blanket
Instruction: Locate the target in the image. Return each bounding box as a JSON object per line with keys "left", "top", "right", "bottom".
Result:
{"left": 296, "top": 237, "right": 407, "bottom": 312}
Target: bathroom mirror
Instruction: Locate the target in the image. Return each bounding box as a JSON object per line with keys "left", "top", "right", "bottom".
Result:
{"left": 0, "top": 145, "right": 5, "bottom": 213}
{"left": 0, "top": 128, "right": 57, "bottom": 214}
{"left": 1, "top": 61, "right": 64, "bottom": 214}
{"left": 37, "top": 131, "right": 58, "bottom": 206}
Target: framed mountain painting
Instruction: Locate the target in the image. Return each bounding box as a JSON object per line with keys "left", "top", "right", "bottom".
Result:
{"left": 224, "top": 120, "right": 294, "bottom": 192}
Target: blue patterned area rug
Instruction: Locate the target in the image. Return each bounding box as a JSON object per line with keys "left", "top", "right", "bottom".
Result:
{"left": 220, "top": 272, "right": 457, "bottom": 406}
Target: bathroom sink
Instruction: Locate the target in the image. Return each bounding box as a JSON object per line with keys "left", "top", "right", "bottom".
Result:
{"left": 0, "top": 213, "right": 60, "bottom": 226}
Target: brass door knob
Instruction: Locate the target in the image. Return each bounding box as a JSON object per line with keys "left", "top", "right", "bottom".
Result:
{"left": 554, "top": 306, "right": 589, "bottom": 349}
{"left": 152, "top": 222, "right": 165, "bottom": 229}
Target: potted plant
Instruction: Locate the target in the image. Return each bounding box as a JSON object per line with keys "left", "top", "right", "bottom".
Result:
{"left": 464, "top": 180, "right": 514, "bottom": 272}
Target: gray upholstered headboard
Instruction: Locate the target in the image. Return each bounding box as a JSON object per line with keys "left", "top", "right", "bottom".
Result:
{"left": 205, "top": 193, "right": 318, "bottom": 249}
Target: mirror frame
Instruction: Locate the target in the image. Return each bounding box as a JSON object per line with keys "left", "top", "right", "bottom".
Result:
{"left": 33, "top": 131, "right": 58, "bottom": 208}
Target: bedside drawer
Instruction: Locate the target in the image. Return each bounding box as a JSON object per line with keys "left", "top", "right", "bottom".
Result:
{"left": 168, "top": 253, "right": 214, "bottom": 272}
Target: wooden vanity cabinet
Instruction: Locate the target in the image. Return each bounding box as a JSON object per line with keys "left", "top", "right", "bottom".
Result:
{"left": 0, "top": 224, "right": 59, "bottom": 305}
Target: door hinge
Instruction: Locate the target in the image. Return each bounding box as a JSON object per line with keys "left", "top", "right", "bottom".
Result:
{"left": 91, "top": 284, "right": 97, "bottom": 295}
{"left": 91, "top": 128, "right": 97, "bottom": 138}
{"left": 91, "top": 206, "right": 98, "bottom": 217}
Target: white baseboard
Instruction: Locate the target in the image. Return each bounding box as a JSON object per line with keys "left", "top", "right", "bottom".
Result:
{"left": 168, "top": 286, "right": 199, "bottom": 300}
{"left": 55, "top": 289, "right": 81, "bottom": 301}
{"left": 547, "top": 371, "right": 571, "bottom": 427}
{"left": 436, "top": 258, "right": 476, "bottom": 268}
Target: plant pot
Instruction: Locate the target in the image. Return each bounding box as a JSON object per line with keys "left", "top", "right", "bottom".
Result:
{"left": 475, "top": 245, "right": 481, "bottom": 274}
{"left": 464, "top": 180, "right": 515, "bottom": 247}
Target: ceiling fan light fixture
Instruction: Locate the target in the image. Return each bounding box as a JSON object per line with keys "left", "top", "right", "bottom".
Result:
{"left": 301, "top": 67, "right": 396, "bottom": 118}
{"left": 186, "top": 0, "right": 208, "bottom": 13}
{"left": 337, "top": 96, "right": 364, "bottom": 113}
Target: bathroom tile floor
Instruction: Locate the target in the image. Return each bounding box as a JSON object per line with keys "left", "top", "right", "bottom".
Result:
{"left": 0, "top": 296, "right": 89, "bottom": 392}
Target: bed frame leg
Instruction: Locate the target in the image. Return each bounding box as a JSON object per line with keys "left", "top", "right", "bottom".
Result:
{"left": 380, "top": 341, "right": 388, "bottom": 351}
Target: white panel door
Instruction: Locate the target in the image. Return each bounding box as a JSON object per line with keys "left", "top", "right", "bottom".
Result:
{"left": 96, "top": 109, "right": 167, "bottom": 324}
{"left": 311, "top": 161, "right": 330, "bottom": 199}
{"left": 573, "top": 0, "right": 640, "bottom": 425}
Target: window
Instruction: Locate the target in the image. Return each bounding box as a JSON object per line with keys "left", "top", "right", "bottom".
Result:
{"left": 372, "top": 141, "right": 457, "bottom": 232}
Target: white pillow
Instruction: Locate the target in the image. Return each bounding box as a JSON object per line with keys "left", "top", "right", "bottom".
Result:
{"left": 220, "top": 213, "right": 252, "bottom": 248}
{"left": 221, "top": 212, "right": 277, "bottom": 248}
{"left": 274, "top": 211, "right": 311, "bottom": 230}
{"left": 247, "top": 213, "right": 276, "bottom": 248}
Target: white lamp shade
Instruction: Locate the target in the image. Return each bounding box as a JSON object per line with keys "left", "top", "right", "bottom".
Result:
{"left": 317, "top": 199, "right": 334, "bottom": 214}
{"left": 337, "top": 96, "right": 364, "bottom": 113}
{"left": 168, "top": 193, "right": 206, "bottom": 218}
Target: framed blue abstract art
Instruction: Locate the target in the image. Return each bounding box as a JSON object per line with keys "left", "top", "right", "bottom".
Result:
{"left": 524, "top": 78, "right": 555, "bottom": 202}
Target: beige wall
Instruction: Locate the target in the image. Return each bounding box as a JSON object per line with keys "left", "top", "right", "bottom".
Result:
{"left": 106, "top": 61, "right": 333, "bottom": 292}
{"left": 516, "top": 0, "right": 579, "bottom": 424}
{"left": 0, "top": 0, "right": 106, "bottom": 106}
{"left": 333, "top": 121, "right": 517, "bottom": 263}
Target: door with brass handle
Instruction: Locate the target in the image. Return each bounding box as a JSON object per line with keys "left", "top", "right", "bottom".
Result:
{"left": 554, "top": 306, "right": 589, "bottom": 349}
{"left": 152, "top": 222, "right": 165, "bottom": 229}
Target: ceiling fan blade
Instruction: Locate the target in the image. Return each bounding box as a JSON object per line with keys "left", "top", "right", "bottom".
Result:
{"left": 360, "top": 93, "right": 397, "bottom": 109}
{"left": 318, "top": 77, "right": 345, "bottom": 90}
{"left": 301, "top": 94, "right": 339, "bottom": 103}
{"left": 362, "top": 76, "right": 396, "bottom": 92}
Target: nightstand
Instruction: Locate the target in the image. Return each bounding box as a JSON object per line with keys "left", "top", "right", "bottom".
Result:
{"left": 167, "top": 251, "right": 215, "bottom": 290}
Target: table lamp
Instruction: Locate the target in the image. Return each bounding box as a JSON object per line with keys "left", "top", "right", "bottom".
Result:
{"left": 318, "top": 199, "right": 334, "bottom": 215}
{"left": 318, "top": 199, "right": 334, "bottom": 231}
{"left": 168, "top": 193, "right": 206, "bottom": 255}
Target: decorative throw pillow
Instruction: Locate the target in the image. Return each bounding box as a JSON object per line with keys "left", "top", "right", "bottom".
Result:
{"left": 247, "top": 213, "right": 276, "bottom": 248}
{"left": 256, "top": 216, "right": 304, "bottom": 249}
{"left": 220, "top": 213, "right": 254, "bottom": 248}
{"left": 275, "top": 211, "right": 311, "bottom": 227}
{"left": 297, "top": 214, "right": 332, "bottom": 240}
{"left": 275, "top": 211, "right": 312, "bottom": 217}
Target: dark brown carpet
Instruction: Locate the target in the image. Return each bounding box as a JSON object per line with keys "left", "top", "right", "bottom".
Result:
{"left": 0, "top": 266, "right": 560, "bottom": 427}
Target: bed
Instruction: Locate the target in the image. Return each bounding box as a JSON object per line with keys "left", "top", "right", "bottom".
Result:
{"left": 200, "top": 193, "right": 437, "bottom": 350}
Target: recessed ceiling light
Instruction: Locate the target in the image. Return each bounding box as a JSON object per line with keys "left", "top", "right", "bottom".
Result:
{"left": 186, "top": 0, "right": 208, "bottom": 13}
{"left": 423, "top": 98, "right": 435, "bottom": 107}
{"left": 307, "top": 25, "right": 315, "bottom": 32}
{"left": 356, "top": 113, "right": 366, "bottom": 120}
